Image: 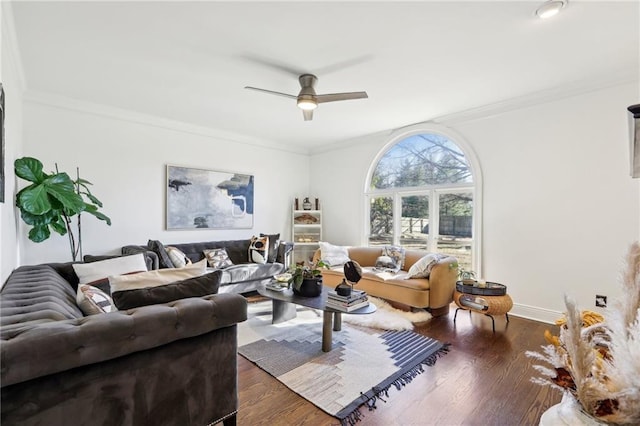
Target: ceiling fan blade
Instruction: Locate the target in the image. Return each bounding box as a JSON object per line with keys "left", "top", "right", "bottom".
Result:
{"left": 316, "top": 91, "right": 368, "bottom": 104}
{"left": 244, "top": 86, "right": 297, "bottom": 99}
{"left": 303, "top": 109, "right": 314, "bottom": 121}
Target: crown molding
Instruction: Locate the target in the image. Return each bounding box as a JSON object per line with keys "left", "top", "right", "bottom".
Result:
{"left": 22, "top": 90, "right": 311, "bottom": 155}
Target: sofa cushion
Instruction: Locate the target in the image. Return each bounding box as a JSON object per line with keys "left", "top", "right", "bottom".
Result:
{"left": 109, "top": 260, "right": 219, "bottom": 310}
{"left": 406, "top": 253, "right": 447, "bottom": 278}
{"left": 382, "top": 245, "right": 406, "bottom": 270}
{"left": 165, "top": 246, "right": 192, "bottom": 268}
{"left": 319, "top": 241, "right": 350, "bottom": 266}
{"left": 84, "top": 253, "right": 156, "bottom": 273}
{"left": 76, "top": 284, "right": 117, "bottom": 315}
{"left": 204, "top": 248, "right": 234, "bottom": 269}
{"left": 248, "top": 235, "right": 269, "bottom": 264}
{"left": 260, "top": 233, "right": 280, "bottom": 263}
{"left": 72, "top": 254, "right": 148, "bottom": 286}
{"left": 147, "top": 239, "right": 175, "bottom": 269}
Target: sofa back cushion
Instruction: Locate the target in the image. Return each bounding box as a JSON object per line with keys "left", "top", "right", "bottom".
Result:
{"left": 1, "top": 265, "right": 84, "bottom": 334}
{"left": 168, "top": 239, "right": 252, "bottom": 264}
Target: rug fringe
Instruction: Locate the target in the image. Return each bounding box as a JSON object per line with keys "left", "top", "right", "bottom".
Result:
{"left": 340, "top": 343, "right": 452, "bottom": 425}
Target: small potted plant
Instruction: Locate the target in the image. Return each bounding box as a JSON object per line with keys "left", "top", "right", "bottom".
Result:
{"left": 287, "top": 260, "right": 328, "bottom": 297}
{"left": 458, "top": 268, "right": 476, "bottom": 285}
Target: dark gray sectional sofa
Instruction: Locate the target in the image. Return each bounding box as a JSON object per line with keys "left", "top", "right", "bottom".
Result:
{"left": 123, "top": 237, "right": 294, "bottom": 294}
{"left": 1, "top": 262, "right": 246, "bottom": 426}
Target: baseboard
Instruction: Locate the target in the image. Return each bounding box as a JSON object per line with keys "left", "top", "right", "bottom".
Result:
{"left": 509, "top": 303, "right": 562, "bottom": 325}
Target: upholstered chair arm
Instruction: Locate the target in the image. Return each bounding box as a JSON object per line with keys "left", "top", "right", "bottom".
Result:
{"left": 277, "top": 241, "right": 295, "bottom": 266}
{"left": 427, "top": 256, "right": 459, "bottom": 309}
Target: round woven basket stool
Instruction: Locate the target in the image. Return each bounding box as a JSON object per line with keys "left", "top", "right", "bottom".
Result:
{"left": 453, "top": 290, "right": 513, "bottom": 332}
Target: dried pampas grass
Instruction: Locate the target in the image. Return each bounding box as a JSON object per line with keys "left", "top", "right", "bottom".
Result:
{"left": 527, "top": 242, "right": 640, "bottom": 425}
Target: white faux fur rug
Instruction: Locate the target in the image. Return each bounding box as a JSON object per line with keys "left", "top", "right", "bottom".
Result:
{"left": 342, "top": 297, "right": 432, "bottom": 331}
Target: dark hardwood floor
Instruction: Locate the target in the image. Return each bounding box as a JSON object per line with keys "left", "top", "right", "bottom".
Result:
{"left": 236, "top": 304, "right": 562, "bottom": 425}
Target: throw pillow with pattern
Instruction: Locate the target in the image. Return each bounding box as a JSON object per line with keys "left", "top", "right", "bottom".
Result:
{"left": 204, "top": 248, "right": 234, "bottom": 269}
{"left": 248, "top": 235, "right": 269, "bottom": 264}
{"left": 382, "top": 245, "right": 406, "bottom": 271}
{"left": 77, "top": 284, "right": 118, "bottom": 315}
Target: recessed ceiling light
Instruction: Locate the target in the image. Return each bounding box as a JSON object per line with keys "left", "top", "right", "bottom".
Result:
{"left": 536, "top": 0, "right": 568, "bottom": 19}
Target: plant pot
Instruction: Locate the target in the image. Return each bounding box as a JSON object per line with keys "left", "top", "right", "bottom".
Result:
{"left": 293, "top": 278, "right": 323, "bottom": 297}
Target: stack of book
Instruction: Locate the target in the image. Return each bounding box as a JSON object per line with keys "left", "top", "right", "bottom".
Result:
{"left": 326, "top": 289, "right": 369, "bottom": 312}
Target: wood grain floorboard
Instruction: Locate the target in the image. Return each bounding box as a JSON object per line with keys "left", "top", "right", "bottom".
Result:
{"left": 236, "top": 303, "right": 562, "bottom": 425}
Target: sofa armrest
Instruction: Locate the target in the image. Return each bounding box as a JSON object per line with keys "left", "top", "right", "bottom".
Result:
{"left": 1, "top": 293, "right": 247, "bottom": 387}
{"left": 277, "top": 241, "right": 295, "bottom": 266}
{"left": 122, "top": 245, "right": 159, "bottom": 270}
{"left": 427, "top": 256, "right": 459, "bottom": 309}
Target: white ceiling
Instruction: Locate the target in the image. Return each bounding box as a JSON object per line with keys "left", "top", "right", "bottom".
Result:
{"left": 8, "top": 1, "right": 640, "bottom": 152}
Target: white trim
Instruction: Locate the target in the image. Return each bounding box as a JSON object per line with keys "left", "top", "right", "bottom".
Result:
{"left": 22, "top": 90, "right": 310, "bottom": 155}
{"left": 510, "top": 303, "right": 563, "bottom": 325}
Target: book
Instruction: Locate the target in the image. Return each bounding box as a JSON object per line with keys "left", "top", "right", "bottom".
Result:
{"left": 327, "top": 289, "right": 366, "bottom": 302}
{"left": 327, "top": 294, "right": 368, "bottom": 306}
{"left": 326, "top": 298, "right": 369, "bottom": 312}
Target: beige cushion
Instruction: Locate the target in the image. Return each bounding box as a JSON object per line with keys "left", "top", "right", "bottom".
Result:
{"left": 73, "top": 254, "right": 148, "bottom": 285}
{"left": 109, "top": 259, "right": 207, "bottom": 293}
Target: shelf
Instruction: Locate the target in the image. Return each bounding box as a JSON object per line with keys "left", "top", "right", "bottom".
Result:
{"left": 293, "top": 209, "right": 321, "bottom": 213}
{"left": 293, "top": 224, "right": 322, "bottom": 227}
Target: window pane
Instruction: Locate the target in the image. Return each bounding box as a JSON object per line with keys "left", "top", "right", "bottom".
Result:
{"left": 369, "top": 196, "right": 393, "bottom": 246}
{"left": 400, "top": 195, "right": 429, "bottom": 249}
{"left": 371, "top": 134, "right": 472, "bottom": 190}
{"left": 438, "top": 192, "right": 473, "bottom": 270}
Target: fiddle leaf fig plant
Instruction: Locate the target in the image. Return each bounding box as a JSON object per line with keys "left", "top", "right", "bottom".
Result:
{"left": 14, "top": 157, "right": 111, "bottom": 261}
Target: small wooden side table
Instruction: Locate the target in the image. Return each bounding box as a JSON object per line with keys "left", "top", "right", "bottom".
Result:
{"left": 453, "top": 284, "right": 513, "bottom": 332}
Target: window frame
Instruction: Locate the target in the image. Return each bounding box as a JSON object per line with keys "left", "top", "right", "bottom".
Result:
{"left": 363, "top": 124, "right": 483, "bottom": 275}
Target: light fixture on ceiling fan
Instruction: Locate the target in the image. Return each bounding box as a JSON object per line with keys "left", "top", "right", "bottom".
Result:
{"left": 535, "top": 0, "right": 568, "bottom": 19}
{"left": 245, "top": 74, "right": 368, "bottom": 121}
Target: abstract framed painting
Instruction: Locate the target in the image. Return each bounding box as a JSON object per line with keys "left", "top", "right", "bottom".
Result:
{"left": 166, "top": 165, "right": 254, "bottom": 230}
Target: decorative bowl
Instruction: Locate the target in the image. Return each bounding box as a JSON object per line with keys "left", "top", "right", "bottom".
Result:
{"left": 274, "top": 273, "right": 292, "bottom": 283}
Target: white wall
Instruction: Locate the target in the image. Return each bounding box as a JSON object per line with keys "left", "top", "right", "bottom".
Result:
{"left": 19, "top": 100, "right": 309, "bottom": 265}
{"left": 0, "top": 3, "right": 23, "bottom": 284}
{"left": 310, "top": 82, "right": 640, "bottom": 322}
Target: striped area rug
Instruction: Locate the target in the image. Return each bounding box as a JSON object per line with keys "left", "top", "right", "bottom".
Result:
{"left": 238, "top": 301, "right": 449, "bottom": 425}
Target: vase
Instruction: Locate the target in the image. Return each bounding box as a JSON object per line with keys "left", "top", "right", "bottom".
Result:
{"left": 293, "top": 278, "right": 323, "bottom": 297}
{"left": 539, "top": 393, "right": 607, "bottom": 426}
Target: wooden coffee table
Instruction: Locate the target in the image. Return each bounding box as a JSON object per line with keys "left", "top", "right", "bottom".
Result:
{"left": 257, "top": 283, "right": 376, "bottom": 352}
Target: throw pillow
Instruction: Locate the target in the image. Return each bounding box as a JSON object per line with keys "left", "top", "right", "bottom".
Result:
{"left": 165, "top": 246, "right": 192, "bottom": 268}
{"left": 248, "top": 235, "right": 269, "bottom": 264}
{"left": 406, "top": 253, "right": 447, "bottom": 279}
{"left": 260, "top": 233, "right": 280, "bottom": 263}
{"left": 72, "top": 253, "right": 148, "bottom": 286}
{"left": 374, "top": 255, "right": 399, "bottom": 272}
{"left": 109, "top": 260, "right": 210, "bottom": 309}
{"left": 76, "top": 284, "right": 118, "bottom": 315}
{"left": 383, "top": 245, "right": 406, "bottom": 270}
{"left": 203, "top": 248, "right": 234, "bottom": 269}
{"left": 319, "top": 241, "right": 350, "bottom": 267}
{"left": 147, "top": 239, "right": 175, "bottom": 269}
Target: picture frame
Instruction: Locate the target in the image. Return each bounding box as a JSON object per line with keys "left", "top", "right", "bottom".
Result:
{"left": 166, "top": 165, "right": 254, "bottom": 229}
{"left": 0, "top": 83, "right": 5, "bottom": 203}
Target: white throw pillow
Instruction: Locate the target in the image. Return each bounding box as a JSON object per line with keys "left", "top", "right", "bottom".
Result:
{"left": 406, "top": 253, "right": 446, "bottom": 279}
{"left": 109, "top": 259, "right": 207, "bottom": 293}
{"left": 165, "top": 246, "right": 192, "bottom": 268}
{"left": 319, "top": 241, "right": 350, "bottom": 266}
{"left": 73, "top": 254, "right": 148, "bottom": 285}
{"left": 76, "top": 284, "right": 117, "bottom": 315}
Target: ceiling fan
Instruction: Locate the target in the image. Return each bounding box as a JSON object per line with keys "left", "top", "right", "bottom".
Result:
{"left": 244, "top": 74, "right": 368, "bottom": 121}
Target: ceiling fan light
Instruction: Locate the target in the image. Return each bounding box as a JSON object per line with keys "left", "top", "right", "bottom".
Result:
{"left": 536, "top": 0, "right": 567, "bottom": 19}
{"left": 297, "top": 98, "right": 317, "bottom": 110}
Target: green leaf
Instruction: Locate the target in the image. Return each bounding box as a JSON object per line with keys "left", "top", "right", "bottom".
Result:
{"left": 82, "top": 191, "right": 103, "bottom": 207}
{"left": 44, "top": 173, "right": 86, "bottom": 214}
{"left": 14, "top": 157, "right": 45, "bottom": 183}
{"left": 50, "top": 216, "right": 68, "bottom": 235}
{"left": 20, "top": 209, "right": 54, "bottom": 226}
{"left": 28, "top": 225, "right": 50, "bottom": 243}
{"left": 17, "top": 184, "right": 52, "bottom": 215}
{"left": 83, "top": 204, "right": 111, "bottom": 225}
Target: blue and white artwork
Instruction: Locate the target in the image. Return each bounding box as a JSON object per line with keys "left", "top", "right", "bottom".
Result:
{"left": 166, "top": 165, "right": 254, "bottom": 229}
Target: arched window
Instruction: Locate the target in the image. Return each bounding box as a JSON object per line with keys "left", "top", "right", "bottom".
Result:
{"left": 365, "top": 130, "right": 480, "bottom": 272}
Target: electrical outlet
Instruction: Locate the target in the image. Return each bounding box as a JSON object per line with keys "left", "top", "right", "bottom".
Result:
{"left": 595, "top": 294, "right": 607, "bottom": 308}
